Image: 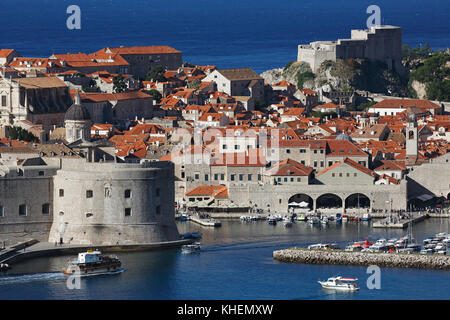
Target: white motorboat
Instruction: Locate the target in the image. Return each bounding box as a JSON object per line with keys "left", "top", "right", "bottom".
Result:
{"left": 308, "top": 217, "right": 320, "bottom": 225}
{"left": 296, "top": 214, "right": 307, "bottom": 221}
{"left": 318, "top": 276, "right": 359, "bottom": 291}
{"left": 181, "top": 242, "right": 201, "bottom": 254}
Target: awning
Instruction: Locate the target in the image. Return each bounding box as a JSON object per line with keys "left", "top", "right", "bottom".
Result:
{"left": 415, "top": 194, "right": 434, "bottom": 201}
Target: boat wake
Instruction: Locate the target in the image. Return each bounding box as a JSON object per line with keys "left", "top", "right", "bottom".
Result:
{"left": 0, "top": 272, "right": 65, "bottom": 285}
{"left": 0, "top": 268, "right": 126, "bottom": 285}
{"left": 77, "top": 267, "right": 127, "bottom": 277}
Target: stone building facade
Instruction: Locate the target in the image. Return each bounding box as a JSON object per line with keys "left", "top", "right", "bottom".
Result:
{"left": 298, "top": 25, "right": 404, "bottom": 74}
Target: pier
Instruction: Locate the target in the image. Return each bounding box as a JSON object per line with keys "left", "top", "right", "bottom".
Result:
{"left": 188, "top": 215, "right": 222, "bottom": 227}
{"left": 273, "top": 248, "right": 450, "bottom": 270}
{"left": 372, "top": 213, "right": 428, "bottom": 229}
{"left": 0, "top": 239, "right": 193, "bottom": 266}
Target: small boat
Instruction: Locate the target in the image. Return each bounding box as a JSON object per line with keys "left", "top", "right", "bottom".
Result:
{"left": 62, "top": 250, "right": 121, "bottom": 276}
{"left": 190, "top": 232, "right": 202, "bottom": 239}
{"left": 268, "top": 217, "right": 277, "bottom": 225}
{"left": 177, "top": 214, "right": 189, "bottom": 221}
{"left": 0, "top": 263, "right": 10, "bottom": 272}
{"left": 321, "top": 216, "right": 329, "bottom": 225}
{"left": 283, "top": 217, "right": 292, "bottom": 228}
{"left": 308, "top": 217, "right": 320, "bottom": 225}
{"left": 342, "top": 215, "right": 348, "bottom": 222}
{"left": 362, "top": 213, "right": 371, "bottom": 221}
{"left": 318, "top": 276, "right": 359, "bottom": 292}
{"left": 182, "top": 242, "right": 201, "bottom": 254}
{"left": 240, "top": 215, "right": 251, "bottom": 222}
{"left": 296, "top": 214, "right": 307, "bottom": 221}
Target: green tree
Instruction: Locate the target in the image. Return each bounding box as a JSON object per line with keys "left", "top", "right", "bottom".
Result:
{"left": 113, "top": 74, "right": 127, "bottom": 93}
{"left": 188, "top": 79, "right": 201, "bottom": 90}
{"left": 296, "top": 71, "right": 316, "bottom": 88}
{"left": 144, "top": 89, "right": 162, "bottom": 103}
{"left": 145, "top": 66, "right": 166, "bottom": 82}
{"left": 8, "top": 127, "right": 37, "bottom": 142}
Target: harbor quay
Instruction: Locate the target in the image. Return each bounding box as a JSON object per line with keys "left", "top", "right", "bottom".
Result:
{"left": 0, "top": 238, "right": 193, "bottom": 266}
{"left": 273, "top": 248, "right": 450, "bottom": 270}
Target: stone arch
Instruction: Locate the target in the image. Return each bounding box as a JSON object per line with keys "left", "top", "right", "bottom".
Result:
{"left": 345, "top": 193, "right": 371, "bottom": 209}
{"left": 316, "top": 193, "right": 342, "bottom": 209}
{"left": 288, "top": 194, "right": 314, "bottom": 211}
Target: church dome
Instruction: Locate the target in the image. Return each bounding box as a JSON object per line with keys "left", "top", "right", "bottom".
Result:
{"left": 65, "top": 91, "right": 91, "bottom": 122}
{"left": 336, "top": 133, "right": 353, "bottom": 142}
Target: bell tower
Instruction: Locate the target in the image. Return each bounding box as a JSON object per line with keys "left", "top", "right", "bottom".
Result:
{"left": 406, "top": 113, "right": 418, "bottom": 158}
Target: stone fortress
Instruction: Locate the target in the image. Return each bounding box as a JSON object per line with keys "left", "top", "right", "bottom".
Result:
{"left": 298, "top": 25, "right": 404, "bottom": 74}
{"left": 0, "top": 96, "right": 180, "bottom": 246}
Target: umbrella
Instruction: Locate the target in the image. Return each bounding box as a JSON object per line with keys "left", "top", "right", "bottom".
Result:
{"left": 299, "top": 201, "right": 310, "bottom": 208}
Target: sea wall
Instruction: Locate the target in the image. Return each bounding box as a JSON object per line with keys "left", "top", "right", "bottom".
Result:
{"left": 273, "top": 248, "right": 450, "bottom": 270}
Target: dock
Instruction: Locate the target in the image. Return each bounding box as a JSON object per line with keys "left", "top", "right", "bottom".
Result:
{"left": 188, "top": 215, "right": 222, "bottom": 227}
{"left": 0, "top": 239, "right": 193, "bottom": 266}
{"left": 372, "top": 213, "right": 428, "bottom": 229}
{"left": 273, "top": 247, "right": 450, "bottom": 270}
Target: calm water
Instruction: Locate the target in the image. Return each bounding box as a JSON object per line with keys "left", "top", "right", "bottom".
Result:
{"left": 1, "top": 218, "right": 449, "bottom": 300}
{"left": 1, "top": 0, "right": 449, "bottom": 73}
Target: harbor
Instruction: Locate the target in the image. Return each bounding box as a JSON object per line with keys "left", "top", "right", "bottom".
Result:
{"left": 1, "top": 218, "right": 450, "bottom": 299}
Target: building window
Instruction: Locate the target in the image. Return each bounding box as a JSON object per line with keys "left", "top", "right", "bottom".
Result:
{"left": 125, "top": 189, "right": 132, "bottom": 198}
{"left": 320, "top": 161, "right": 324, "bottom": 167}
{"left": 221, "top": 173, "right": 225, "bottom": 180}
{"left": 214, "top": 173, "right": 219, "bottom": 180}
{"left": 320, "top": 150, "right": 324, "bottom": 154}
{"left": 332, "top": 173, "right": 335, "bottom": 177}
{"left": 125, "top": 208, "right": 132, "bottom": 216}
{"left": 59, "top": 189, "right": 64, "bottom": 197}
{"left": 231, "top": 174, "right": 235, "bottom": 181}
{"left": 19, "top": 204, "right": 27, "bottom": 216}
{"left": 42, "top": 203, "right": 50, "bottom": 215}
{"left": 1, "top": 95, "right": 6, "bottom": 106}
{"left": 248, "top": 174, "right": 252, "bottom": 181}
{"left": 328, "top": 161, "right": 333, "bottom": 167}
{"left": 339, "top": 173, "right": 343, "bottom": 177}
{"left": 0, "top": 206, "right": 4, "bottom": 217}
{"left": 286, "top": 149, "right": 291, "bottom": 154}
{"left": 156, "top": 205, "right": 161, "bottom": 215}
{"left": 85, "top": 213, "right": 93, "bottom": 218}
{"left": 156, "top": 188, "right": 160, "bottom": 197}
{"left": 194, "top": 173, "right": 200, "bottom": 180}
{"left": 314, "top": 150, "right": 317, "bottom": 154}
{"left": 38, "top": 171, "right": 44, "bottom": 176}
{"left": 86, "top": 190, "right": 93, "bottom": 198}
{"left": 347, "top": 173, "right": 350, "bottom": 177}
{"left": 222, "top": 144, "right": 227, "bottom": 150}
{"left": 181, "top": 171, "right": 185, "bottom": 179}
{"left": 301, "top": 160, "right": 305, "bottom": 165}
{"left": 300, "top": 149, "right": 306, "bottom": 153}
{"left": 258, "top": 174, "right": 261, "bottom": 181}
{"left": 284, "top": 177, "right": 288, "bottom": 182}
{"left": 290, "top": 177, "right": 294, "bottom": 182}
{"left": 314, "top": 161, "right": 317, "bottom": 167}
{"left": 234, "top": 145, "right": 240, "bottom": 150}
{"left": 239, "top": 174, "right": 244, "bottom": 181}
{"left": 297, "top": 177, "right": 301, "bottom": 182}
{"left": 354, "top": 173, "right": 357, "bottom": 177}
{"left": 205, "top": 174, "right": 209, "bottom": 181}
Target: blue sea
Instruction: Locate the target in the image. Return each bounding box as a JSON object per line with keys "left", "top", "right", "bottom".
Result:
{"left": 0, "top": 0, "right": 449, "bottom": 300}
{"left": 1, "top": 219, "right": 449, "bottom": 300}
{"left": 1, "top": 0, "right": 449, "bottom": 73}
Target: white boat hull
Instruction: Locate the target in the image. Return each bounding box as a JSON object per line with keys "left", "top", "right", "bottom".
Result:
{"left": 318, "top": 281, "right": 359, "bottom": 291}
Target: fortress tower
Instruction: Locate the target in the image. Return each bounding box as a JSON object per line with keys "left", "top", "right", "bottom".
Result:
{"left": 298, "top": 25, "right": 405, "bottom": 75}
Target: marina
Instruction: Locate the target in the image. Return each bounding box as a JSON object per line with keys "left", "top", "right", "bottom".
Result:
{"left": 1, "top": 219, "right": 450, "bottom": 299}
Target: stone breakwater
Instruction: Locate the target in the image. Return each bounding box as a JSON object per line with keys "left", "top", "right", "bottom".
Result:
{"left": 273, "top": 248, "right": 450, "bottom": 270}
